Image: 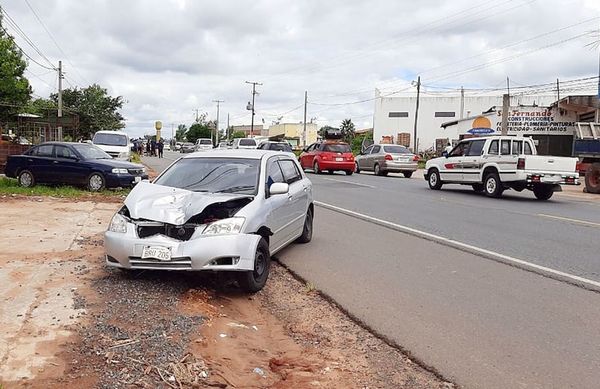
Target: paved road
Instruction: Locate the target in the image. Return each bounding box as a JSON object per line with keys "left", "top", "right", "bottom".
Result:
{"left": 142, "top": 152, "right": 600, "bottom": 388}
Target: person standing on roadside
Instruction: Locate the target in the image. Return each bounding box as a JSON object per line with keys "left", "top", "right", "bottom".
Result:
{"left": 157, "top": 139, "right": 164, "bottom": 158}
{"left": 151, "top": 139, "right": 156, "bottom": 157}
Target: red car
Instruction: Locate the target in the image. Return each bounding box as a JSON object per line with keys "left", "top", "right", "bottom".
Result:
{"left": 299, "top": 141, "right": 355, "bottom": 175}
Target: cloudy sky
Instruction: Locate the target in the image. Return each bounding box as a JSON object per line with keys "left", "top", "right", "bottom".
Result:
{"left": 2, "top": 0, "right": 600, "bottom": 138}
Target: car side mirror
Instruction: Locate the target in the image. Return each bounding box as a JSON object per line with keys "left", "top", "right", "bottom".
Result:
{"left": 269, "top": 182, "right": 289, "bottom": 195}
{"left": 442, "top": 151, "right": 448, "bottom": 157}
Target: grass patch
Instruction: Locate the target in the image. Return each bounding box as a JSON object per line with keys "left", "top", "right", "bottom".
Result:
{"left": 130, "top": 152, "right": 142, "bottom": 164}
{"left": 418, "top": 160, "right": 426, "bottom": 169}
{"left": 0, "top": 177, "right": 129, "bottom": 198}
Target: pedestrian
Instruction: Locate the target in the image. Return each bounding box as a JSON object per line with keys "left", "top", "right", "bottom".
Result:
{"left": 151, "top": 139, "right": 156, "bottom": 157}
{"left": 158, "top": 139, "right": 164, "bottom": 158}
{"left": 146, "top": 141, "right": 150, "bottom": 156}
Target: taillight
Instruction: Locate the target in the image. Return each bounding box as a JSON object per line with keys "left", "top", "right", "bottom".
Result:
{"left": 321, "top": 154, "right": 329, "bottom": 160}
{"left": 412, "top": 155, "right": 420, "bottom": 161}
{"left": 385, "top": 154, "right": 393, "bottom": 161}
{"left": 517, "top": 158, "right": 525, "bottom": 170}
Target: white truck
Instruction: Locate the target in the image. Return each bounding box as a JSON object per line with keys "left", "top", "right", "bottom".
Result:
{"left": 424, "top": 136, "right": 579, "bottom": 200}
{"left": 92, "top": 130, "right": 131, "bottom": 160}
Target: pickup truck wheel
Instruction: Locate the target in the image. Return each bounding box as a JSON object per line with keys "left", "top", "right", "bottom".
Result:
{"left": 584, "top": 163, "right": 600, "bottom": 194}
{"left": 313, "top": 161, "right": 321, "bottom": 174}
{"left": 237, "top": 238, "right": 270, "bottom": 293}
{"left": 484, "top": 172, "right": 503, "bottom": 198}
{"left": 533, "top": 185, "right": 554, "bottom": 200}
{"left": 18, "top": 170, "right": 35, "bottom": 188}
{"left": 355, "top": 162, "right": 361, "bottom": 173}
{"left": 87, "top": 173, "right": 105, "bottom": 192}
{"left": 428, "top": 169, "right": 443, "bottom": 190}
{"left": 403, "top": 171, "right": 413, "bottom": 178}
{"left": 472, "top": 183, "right": 484, "bottom": 192}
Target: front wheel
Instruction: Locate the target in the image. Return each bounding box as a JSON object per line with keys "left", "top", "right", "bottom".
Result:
{"left": 18, "top": 170, "right": 35, "bottom": 188}
{"left": 484, "top": 172, "right": 503, "bottom": 198}
{"left": 87, "top": 172, "right": 105, "bottom": 192}
{"left": 237, "top": 238, "right": 270, "bottom": 293}
{"left": 533, "top": 185, "right": 554, "bottom": 200}
{"left": 428, "top": 169, "right": 443, "bottom": 190}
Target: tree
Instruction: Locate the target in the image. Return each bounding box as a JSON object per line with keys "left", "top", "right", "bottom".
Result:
{"left": 340, "top": 118, "right": 355, "bottom": 143}
{"left": 50, "top": 84, "right": 125, "bottom": 139}
{"left": 175, "top": 124, "right": 187, "bottom": 141}
{"left": 318, "top": 125, "right": 337, "bottom": 138}
{"left": 186, "top": 123, "right": 212, "bottom": 143}
{"left": 25, "top": 97, "right": 55, "bottom": 116}
{"left": 0, "top": 11, "right": 32, "bottom": 125}
{"left": 231, "top": 131, "right": 247, "bottom": 139}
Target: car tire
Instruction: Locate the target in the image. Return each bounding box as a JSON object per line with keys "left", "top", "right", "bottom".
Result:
{"left": 374, "top": 163, "right": 381, "bottom": 176}
{"left": 428, "top": 169, "right": 443, "bottom": 190}
{"left": 533, "top": 185, "right": 554, "bottom": 200}
{"left": 87, "top": 172, "right": 106, "bottom": 192}
{"left": 355, "top": 162, "right": 360, "bottom": 173}
{"left": 237, "top": 238, "right": 270, "bottom": 293}
{"left": 18, "top": 170, "right": 35, "bottom": 188}
{"left": 484, "top": 172, "right": 503, "bottom": 198}
{"left": 313, "top": 161, "right": 321, "bottom": 174}
{"left": 345, "top": 170, "right": 353, "bottom": 176}
{"left": 327, "top": 170, "right": 334, "bottom": 174}
{"left": 403, "top": 171, "right": 413, "bottom": 178}
{"left": 585, "top": 163, "right": 600, "bottom": 194}
{"left": 472, "top": 183, "right": 484, "bottom": 192}
{"left": 296, "top": 209, "right": 313, "bottom": 243}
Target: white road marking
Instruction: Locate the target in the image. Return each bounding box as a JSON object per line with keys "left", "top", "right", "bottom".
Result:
{"left": 315, "top": 201, "right": 600, "bottom": 291}
{"left": 537, "top": 213, "right": 600, "bottom": 228}
{"left": 318, "top": 177, "right": 376, "bottom": 188}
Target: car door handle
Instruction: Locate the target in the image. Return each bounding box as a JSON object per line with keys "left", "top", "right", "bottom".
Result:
{"left": 53, "top": 160, "right": 59, "bottom": 164}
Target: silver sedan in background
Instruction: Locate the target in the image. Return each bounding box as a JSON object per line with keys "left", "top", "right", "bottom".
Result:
{"left": 355, "top": 144, "right": 419, "bottom": 177}
{"left": 104, "top": 150, "right": 314, "bottom": 292}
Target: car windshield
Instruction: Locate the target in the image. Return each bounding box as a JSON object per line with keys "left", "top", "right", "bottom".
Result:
{"left": 154, "top": 157, "right": 260, "bottom": 194}
{"left": 72, "top": 144, "right": 113, "bottom": 159}
{"left": 383, "top": 145, "right": 411, "bottom": 154}
{"left": 323, "top": 144, "right": 351, "bottom": 153}
{"left": 93, "top": 133, "right": 128, "bottom": 146}
{"left": 239, "top": 139, "right": 256, "bottom": 146}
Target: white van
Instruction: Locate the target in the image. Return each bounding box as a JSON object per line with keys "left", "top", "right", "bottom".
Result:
{"left": 194, "top": 138, "right": 213, "bottom": 151}
{"left": 232, "top": 138, "right": 258, "bottom": 149}
{"left": 92, "top": 130, "right": 131, "bottom": 160}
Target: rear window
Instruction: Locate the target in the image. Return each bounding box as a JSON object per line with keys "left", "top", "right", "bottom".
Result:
{"left": 322, "top": 143, "right": 351, "bottom": 153}
{"left": 524, "top": 142, "right": 533, "bottom": 155}
{"left": 269, "top": 143, "right": 292, "bottom": 152}
{"left": 93, "top": 133, "right": 128, "bottom": 147}
{"left": 199, "top": 139, "right": 212, "bottom": 145}
{"left": 35, "top": 144, "right": 53, "bottom": 157}
{"left": 239, "top": 139, "right": 257, "bottom": 146}
{"left": 383, "top": 145, "right": 410, "bottom": 154}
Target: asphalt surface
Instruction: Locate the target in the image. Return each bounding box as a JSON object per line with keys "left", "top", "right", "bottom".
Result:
{"left": 143, "top": 151, "right": 600, "bottom": 389}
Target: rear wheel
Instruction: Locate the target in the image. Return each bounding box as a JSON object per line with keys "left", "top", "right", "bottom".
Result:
{"left": 313, "top": 161, "right": 321, "bottom": 174}
{"left": 533, "top": 185, "right": 554, "bottom": 200}
{"left": 374, "top": 163, "right": 381, "bottom": 176}
{"left": 584, "top": 163, "right": 600, "bottom": 194}
{"left": 237, "top": 238, "right": 270, "bottom": 293}
{"left": 18, "top": 170, "right": 35, "bottom": 188}
{"left": 484, "top": 172, "right": 503, "bottom": 198}
{"left": 355, "top": 162, "right": 360, "bottom": 174}
{"left": 326, "top": 170, "right": 334, "bottom": 174}
{"left": 472, "top": 183, "right": 484, "bottom": 192}
{"left": 345, "top": 170, "right": 353, "bottom": 176}
{"left": 296, "top": 209, "right": 313, "bottom": 243}
{"left": 403, "top": 171, "right": 413, "bottom": 178}
{"left": 428, "top": 169, "right": 443, "bottom": 190}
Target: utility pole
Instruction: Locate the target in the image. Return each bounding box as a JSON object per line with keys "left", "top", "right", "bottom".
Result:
{"left": 460, "top": 86, "right": 465, "bottom": 119}
{"left": 506, "top": 76, "right": 510, "bottom": 96}
{"left": 556, "top": 78, "right": 560, "bottom": 102}
{"left": 245, "top": 81, "right": 262, "bottom": 137}
{"left": 501, "top": 94, "right": 510, "bottom": 136}
{"left": 226, "top": 113, "right": 230, "bottom": 141}
{"left": 213, "top": 100, "right": 224, "bottom": 145}
{"left": 193, "top": 109, "right": 200, "bottom": 122}
{"left": 412, "top": 76, "right": 421, "bottom": 153}
{"left": 171, "top": 123, "right": 174, "bottom": 146}
{"left": 57, "top": 60, "right": 63, "bottom": 140}
{"left": 303, "top": 91, "right": 308, "bottom": 147}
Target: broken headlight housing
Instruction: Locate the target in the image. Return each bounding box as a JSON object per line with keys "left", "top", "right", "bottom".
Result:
{"left": 108, "top": 213, "right": 128, "bottom": 233}
{"left": 202, "top": 217, "right": 245, "bottom": 235}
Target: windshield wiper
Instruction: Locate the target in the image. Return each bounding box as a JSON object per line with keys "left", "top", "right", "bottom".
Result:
{"left": 215, "top": 185, "right": 255, "bottom": 193}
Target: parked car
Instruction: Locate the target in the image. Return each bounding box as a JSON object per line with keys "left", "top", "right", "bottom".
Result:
{"left": 163, "top": 143, "right": 171, "bottom": 151}
{"left": 104, "top": 150, "right": 313, "bottom": 292}
{"left": 355, "top": 144, "right": 418, "bottom": 177}
{"left": 216, "top": 141, "right": 230, "bottom": 149}
{"left": 92, "top": 130, "right": 131, "bottom": 160}
{"left": 257, "top": 141, "right": 293, "bottom": 153}
{"left": 232, "top": 138, "right": 258, "bottom": 149}
{"left": 180, "top": 142, "right": 195, "bottom": 153}
{"left": 299, "top": 141, "right": 355, "bottom": 175}
{"left": 175, "top": 142, "right": 182, "bottom": 151}
{"left": 4, "top": 142, "right": 148, "bottom": 191}
{"left": 195, "top": 138, "right": 213, "bottom": 151}
{"left": 424, "top": 136, "right": 579, "bottom": 200}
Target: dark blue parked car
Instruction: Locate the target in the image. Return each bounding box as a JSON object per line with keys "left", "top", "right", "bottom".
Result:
{"left": 5, "top": 142, "right": 148, "bottom": 191}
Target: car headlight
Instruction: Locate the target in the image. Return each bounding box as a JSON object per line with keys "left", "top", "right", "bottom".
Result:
{"left": 118, "top": 152, "right": 129, "bottom": 159}
{"left": 202, "top": 217, "right": 245, "bottom": 235}
{"left": 109, "top": 213, "right": 128, "bottom": 233}
{"left": 111, "top": 168, "right": 128, "bottom": 174}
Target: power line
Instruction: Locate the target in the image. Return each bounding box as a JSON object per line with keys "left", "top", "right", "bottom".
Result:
{"left": 0, "top": 24, "right": 55, "bottom": 70}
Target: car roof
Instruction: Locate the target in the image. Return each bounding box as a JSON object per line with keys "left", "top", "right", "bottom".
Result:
{"left": 94, "top": 130, "right": 128, "bottom": 135}
{"left": 181, "top": 149, "right": 291, "bottom": 160}
{"left": 33, "top": 142, "right": 91, "bottom": 147}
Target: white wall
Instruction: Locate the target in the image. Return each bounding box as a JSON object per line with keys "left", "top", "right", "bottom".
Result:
{"left": 373, "top": 94, "right": 556, "bottom": 151}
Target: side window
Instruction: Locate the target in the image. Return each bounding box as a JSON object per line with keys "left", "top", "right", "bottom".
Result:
{"left": 363, "top": 145, "right": 373, "bottom": 154}
{"left": 278, "top": 160, "right": 301, "bottom": 184}
{"left": 488, "top": 140, "right": 499, "bottom": 155}
{"left": 257, "top": 143, "right": 264, "bottom": 149}
{"left": 466, "top": 140, "right": 485, "bottom": 156}
{"left": 35, "top": 144, "right": 53, "bottom": 157}
{"left": 500, "top": 140, "right": 511, "bottom": 155}
{"left": 524, "top": 142, "right": 533, "bottom": 155}
{"left": 266, "top": 158, "right": 285, "bottom": 193}
{"left": 449, "top": 142, "right": 469, "bottom": 157}
{"left": 371, "top": 145, "right": 381, "bottom": 154}
{"left": 512, "top": 140, "right": 523, "bottom": 155}
{"left": 55, "top": 145, "right": 76, "bottom": 159}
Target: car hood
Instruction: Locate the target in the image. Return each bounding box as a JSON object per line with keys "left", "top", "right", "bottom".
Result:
{"left": 89, "top": 159, "right": 144, "bottom": 169}
{"left": 124, "top": 182, "right": 253, "bottom": 225}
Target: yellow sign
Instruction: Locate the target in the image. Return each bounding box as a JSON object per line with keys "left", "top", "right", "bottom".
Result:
{"left": 155, "top": 121, "right": 162, "bottom": 130}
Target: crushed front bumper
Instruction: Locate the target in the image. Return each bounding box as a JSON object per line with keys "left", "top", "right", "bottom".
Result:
{"left": 104, "top": 228, "right": 261, "bottom": 271}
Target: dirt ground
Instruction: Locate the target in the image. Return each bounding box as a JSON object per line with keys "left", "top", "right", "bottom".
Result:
{"left": 0, "top": 195, "right": 451, "bottom": 389}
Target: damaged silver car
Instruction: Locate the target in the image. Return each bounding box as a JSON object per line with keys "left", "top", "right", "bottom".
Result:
{"left": 104, "top": 150, "right": 314, "bottom": 292}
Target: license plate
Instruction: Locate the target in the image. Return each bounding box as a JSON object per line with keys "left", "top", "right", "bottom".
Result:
{"left": 335, "top": 157, "right": 343, "bottom": 162}
{"left": 396, "top": 157, "right": 408, "bottom": 161}
{"left": 141, "top": 246, "right": 171, "bottom": 261}
{"left": 134, "top": 176, "right": 142, "bottom": 183}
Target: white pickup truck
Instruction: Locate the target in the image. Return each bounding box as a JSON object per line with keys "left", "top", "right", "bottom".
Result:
{"left": 424, "top": 136, "right": 579, "bottom": 200}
